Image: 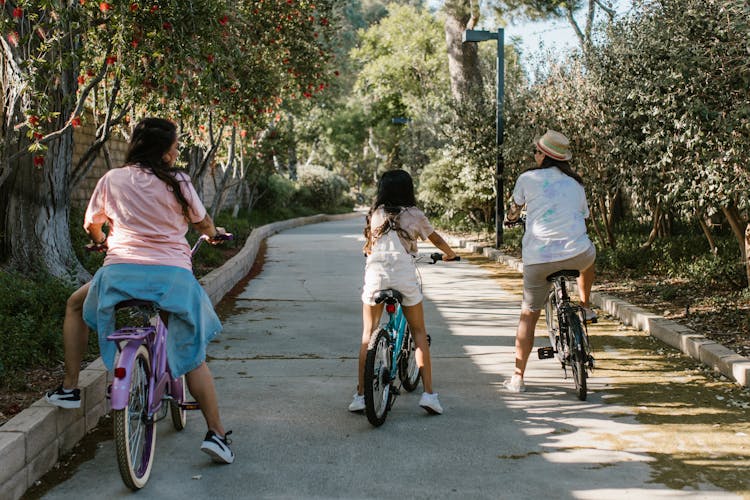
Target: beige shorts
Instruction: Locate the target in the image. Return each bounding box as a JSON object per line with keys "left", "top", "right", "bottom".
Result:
{"left": 522, "top": 245, "right": 596, "bottom": 312}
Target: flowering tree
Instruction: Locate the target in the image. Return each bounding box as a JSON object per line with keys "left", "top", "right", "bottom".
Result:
{"left": 1, "top": 0, "right": 336, "bottom": 280}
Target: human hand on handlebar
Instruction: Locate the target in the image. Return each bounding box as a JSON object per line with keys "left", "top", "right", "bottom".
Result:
{"left": 429, "top": 252, "right": 461, "bottom": 264}
{"left": 208, "top": 227, "right": 233, "bottom": 245}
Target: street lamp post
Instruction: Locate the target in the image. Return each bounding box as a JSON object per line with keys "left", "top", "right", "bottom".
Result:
{"left": 462, "top": 28, "right": 505, "bottom": 247}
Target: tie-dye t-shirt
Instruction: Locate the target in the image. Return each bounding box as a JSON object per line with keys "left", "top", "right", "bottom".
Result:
{"left": 512, "top": 167, "right": 592, "bottom": 265}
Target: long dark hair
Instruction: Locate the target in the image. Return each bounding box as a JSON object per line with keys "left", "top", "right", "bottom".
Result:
{"left": 125, "top": 117, "right": 190, "bottom": 219}
{"left": 363, "top": 169, "right": 417, "bottom": 253}
{"left": 535, "top": 156, "right": 584, "bottom": 185}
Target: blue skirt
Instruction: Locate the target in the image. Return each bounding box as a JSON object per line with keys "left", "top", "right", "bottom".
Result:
{"left": 83, "top": 264, "right": 222, "bottom": 378}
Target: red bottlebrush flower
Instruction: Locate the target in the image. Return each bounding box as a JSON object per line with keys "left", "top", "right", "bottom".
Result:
{"left": 105, "top": 55, "right": 117, "bottom": 65}
{"left": 12, "top": 7, "right": 23, "bottom": 18}
{"left": 240, "top": 129, "right": 247, "bottom": 138}
{"left": 334, "top": 70, "right": 340, "bottom": 76}
{"left": 99, "top": 2, "right": 111, "bottom": 12}
{"left": 212, "top": 98, "right": 220, "bottom": 105}
{"left": 320, "top": 17, "right": 328, "bottom": 26}
{"left": 33, "top": 156, "right": 45, "bottom": 167}
{"left": 131, "top": 38, "right": 139, "bottom": 48}
{"left": 150, "top": 5, "right": 158, "bottom": 12}
{"left": 7, "top": 32, "right": 19, "bottom": 46}
{"left": 33, "top": 132, "right": 44, "bottom": 140}
{"left": 77, "top": 75, "right": 86, "bottom": 84}
{"left": 71, "top": 116, "right": 82, "bottom": 128}
{"left": 28, "top": 115, "right": 40, "bottom": 126}
{"left": 303, "top": 92, "right": 312, "bottom": 98}
{"left": 313, "top": 32, "right": 318, "bottom": 38}
{"left": 219, "top": 15, "right": 228, "bottom": 25}
{"left": 87, "top": 69, "right": 95, "bottom": 77}
{"left": 308, "top": 16, "right": 314, "bottom": 22}
{"left": 207, "top": 54, "right": 214, "bottom": 63}
{"left": 287, "top": 0, "right": 292, "bottom": 3}
{"left": 162, "top": 22, "right": 172, "bottom": 30}
{"left": 130, "top": 3, "right": 138, "bottom": 11}
{"left": 79, "top": 0, "right": 85, "bottom": 4}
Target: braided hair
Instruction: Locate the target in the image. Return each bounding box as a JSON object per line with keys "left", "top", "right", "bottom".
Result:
{"left": 125, "top": 117, "right": 191, "bottom": 220}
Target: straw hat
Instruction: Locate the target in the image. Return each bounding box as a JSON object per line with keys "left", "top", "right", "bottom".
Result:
{"left": 535, "top": 129, "right": 572, "bottom": 161}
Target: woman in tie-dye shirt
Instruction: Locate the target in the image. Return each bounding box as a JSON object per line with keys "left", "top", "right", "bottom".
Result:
{"left": 502, "top": 129, "right": 596, "bottom": 393}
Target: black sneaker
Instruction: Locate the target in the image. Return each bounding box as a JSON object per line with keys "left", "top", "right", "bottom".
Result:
{"left": 200, "top": 430, "right": 234, "bottom": 464}
{"left": 45, "top": 386, "right": 81, "bottom": 409}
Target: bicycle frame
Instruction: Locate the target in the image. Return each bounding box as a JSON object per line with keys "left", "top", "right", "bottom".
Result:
{"left": 108, "top": 313, "right": 181, "bottom": 416}
{"left": 383, "top": 302, "right": 408, "bottom": 381}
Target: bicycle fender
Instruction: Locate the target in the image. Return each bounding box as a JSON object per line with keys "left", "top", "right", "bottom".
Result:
{"left": 110, "top": 342, "right": 146, "bottom": 410}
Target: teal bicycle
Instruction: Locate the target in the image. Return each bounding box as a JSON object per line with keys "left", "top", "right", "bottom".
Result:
{"left": 364, "top": 252, "right": 458, "bottom": 427}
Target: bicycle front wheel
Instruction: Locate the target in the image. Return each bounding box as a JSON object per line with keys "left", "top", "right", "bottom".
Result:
{"left": 364, "top": 329, "right": 392, "bottom": 427}
{"left": 567, "top": 313, "right": 588, "bottom": 401}
{"left": 398, "top": 326, "right": 421, "bottom": 392}
{"left": 113, "top": 345, "right": 156, "bottom": 490}
{"left": 170, "top": 374, "right": 187, "bottom": 431}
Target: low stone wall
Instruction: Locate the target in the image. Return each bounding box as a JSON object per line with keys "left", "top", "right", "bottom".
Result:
{"left": 0, "top": 211, "right": 361, "bottom": 500}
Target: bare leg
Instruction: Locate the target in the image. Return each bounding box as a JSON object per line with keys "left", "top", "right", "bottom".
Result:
{"left": 401, "top": 302, "right": 433, "bottom": 394}
{"left": 62, "top": 282, "right": 91, "bottom": 389}
{"left": 577, "top": 263, "right": 595, "bottom": 307}
{"left": 513, "top": 309, "right": 542, "bottom": 378}
{"left": 186, "top": 362, "right": 226, "bottom": 436}
{"left": 358, "top": 303, "right": 384, "bottom": 395}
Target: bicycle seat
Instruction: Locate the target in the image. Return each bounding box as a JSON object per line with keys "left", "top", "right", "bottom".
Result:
{"left": 546, "top": 270, "right": 580, "bottom": 281}
{"left": 115, "top": 299, "right": 157, "bottom": 310}
{"left": 373, "top": 289, "right": 403, "bottom": 305}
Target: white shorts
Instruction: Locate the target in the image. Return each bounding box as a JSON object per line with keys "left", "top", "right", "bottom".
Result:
{"left": 361, "top": 256, "right": 423, "bottom": 307}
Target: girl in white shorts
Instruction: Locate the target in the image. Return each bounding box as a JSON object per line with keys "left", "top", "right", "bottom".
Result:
{"left": 349, "top": 169, "right": 458, "bottom": 415}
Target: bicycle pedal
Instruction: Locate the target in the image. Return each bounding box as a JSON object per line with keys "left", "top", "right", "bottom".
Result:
{"left": 426, "top": 334, "right": 432, "bottom": 346}
{"left": 537, "top": 346, "right": 555, "bottom": 359}
{"left": 391, "top": 386, "right": 400, "bottom": 396}
{"left": 180, "top": 401, "right": 201, "bottom": 410}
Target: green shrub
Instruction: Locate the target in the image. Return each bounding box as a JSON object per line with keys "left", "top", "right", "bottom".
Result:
{"left": 254, "top": 174, "right": 297, "bottom": 212}
{"left": 0, "top": 272, "right": 79, "bottom": 384}
{"left": 294, "top": 164, "right": 350, "bottom": 212}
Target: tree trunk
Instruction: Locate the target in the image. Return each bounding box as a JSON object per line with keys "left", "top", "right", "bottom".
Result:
{"left": 597, "top": 194, "right": 616, "bottom": 248}
{"left": 1, "top": 128, "right": 87, "bottom": 283}
{"left": 443, "top": 0, "right": 483, "bottom": 102}
{"left": 696, "top": 215, "right": 717, "bottom": 255}
{"left": 722, "top": 204, "right": 747, "bottom": 265}
{"left": 640, "top": 202, "right": 662, "bottom": 250}
{"left": 744, "top": 222, "right": 750, "bottom": 288}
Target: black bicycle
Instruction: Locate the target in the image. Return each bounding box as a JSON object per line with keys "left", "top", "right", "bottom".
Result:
{"left": 505, "top": 215, "right": 595, "bottom": 400}
{"left": 537, "top": 270, "right": 595, "bottom": 400}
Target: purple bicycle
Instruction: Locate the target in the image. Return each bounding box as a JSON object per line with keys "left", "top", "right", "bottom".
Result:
{"left": 102, "top": 233, "right": 231, "bottom": 490}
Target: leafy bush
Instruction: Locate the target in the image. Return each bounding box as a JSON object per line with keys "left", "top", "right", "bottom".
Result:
{"left": 254, "top": 174, "right": 297, "bottom": 212}
{"left": 0, "top": 272, "right": 76, "bottom": 384}
{"left": 294, "top": 164, "right": 350, "bottom": 212}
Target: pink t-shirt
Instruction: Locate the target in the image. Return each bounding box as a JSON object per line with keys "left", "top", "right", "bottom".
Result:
{"left": 84, "top": 165, "right": 207, "bottom": 271}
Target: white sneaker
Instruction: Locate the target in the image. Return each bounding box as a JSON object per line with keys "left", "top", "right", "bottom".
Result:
{"left": 348, "top": 393, "right": 365, "bottom": 412}
{"left": 502, "top": 375, "right": 526, "bottom": 393}
{"left": 583, "top": 307, "right": 598, "bottom": 323}
{"left": 200, "top": 430, "right": 234, "bottom": 464}
{"left": 418, "top": 392, "right": 443, "bottom": 415}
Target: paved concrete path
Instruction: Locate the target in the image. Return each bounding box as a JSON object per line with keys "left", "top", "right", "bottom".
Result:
{"left": 42, "top": 217, "right": 741, "bottom": 499}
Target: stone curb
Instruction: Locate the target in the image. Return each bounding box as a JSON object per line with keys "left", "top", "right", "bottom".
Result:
{"left": 0, "top": 211, "right": 362, "bottom": 500}
{"left": 450, "top": 238, "right": 750, "bottom": 389}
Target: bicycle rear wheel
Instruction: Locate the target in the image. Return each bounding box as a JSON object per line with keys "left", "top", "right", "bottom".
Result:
{"left": 170, "top": 374, "right": 187, "bottom": 431}
{"left": 364, "top": 329, "right": 392, "bottom": 427}
{"left": 567, "top": 313, "right": 588, "bottom": 401}
{"left": 545, "top": 290, "right": 562, "bottom": 363}
{"left": 113, "top": 345, "right": 156, "bottom": 490}
{"left": 398, "top": 326, "right": 421, "bottom": 392}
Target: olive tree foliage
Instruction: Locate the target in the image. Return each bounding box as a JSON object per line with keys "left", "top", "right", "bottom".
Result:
{"left": 420, "top": 41, "right": 525, "bottom": 228}
{"left": 0, "top": 0, "right": 337, "bottom": 280}
{"left": 348, "top": 2, "right": 451, "bottom": 180}
{"left": 595, "top": 0, "right": 750, "bottom": 281}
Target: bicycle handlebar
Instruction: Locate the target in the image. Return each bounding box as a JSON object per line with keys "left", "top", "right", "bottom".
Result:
{"left": 428, "top": 252, "right": 461, "bottom": 264}
{"left": 503, "top": 215, "right": 526, "bottom": 228}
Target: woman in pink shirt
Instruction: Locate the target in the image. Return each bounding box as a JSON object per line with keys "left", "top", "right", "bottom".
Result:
{"left": 46, "top": 118, "right": 233, "bottom": 464}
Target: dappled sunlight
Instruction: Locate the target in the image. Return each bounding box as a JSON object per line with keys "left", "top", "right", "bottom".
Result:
{"left": 445, "top": 251, "right": 750, "bottom": 497}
